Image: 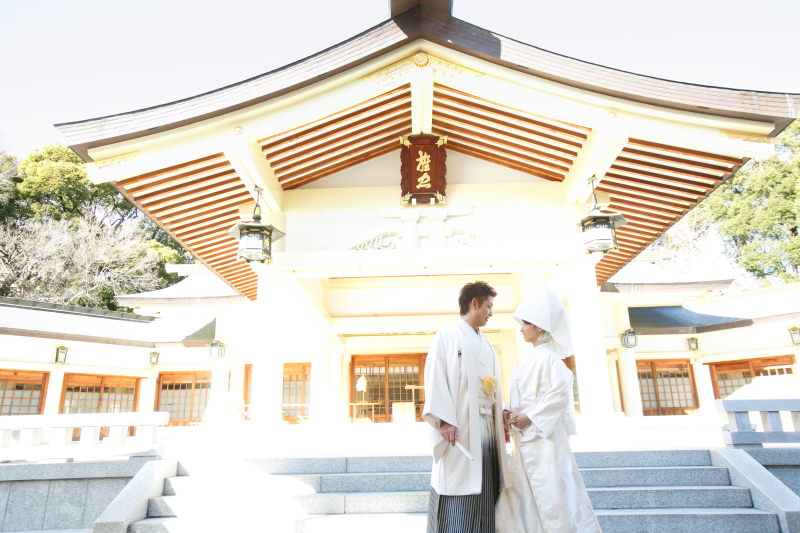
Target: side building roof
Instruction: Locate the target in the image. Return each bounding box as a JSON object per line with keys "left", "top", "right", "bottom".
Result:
{"left": 55, "top": 4, "right": 799, "bottom": 161}
{"left": 0, "top": 297, "right": 215, "bottom": 348}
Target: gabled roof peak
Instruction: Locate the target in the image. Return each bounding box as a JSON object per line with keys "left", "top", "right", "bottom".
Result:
{"left": 390, "top": 0, "right": 451, "bottom": 17}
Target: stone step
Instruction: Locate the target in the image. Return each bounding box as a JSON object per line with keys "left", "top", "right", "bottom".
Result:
{"left": 294, "top": 508, "right": 779, "bottom": 533}
{"left": 296, "top": 513, "right": 427, "bottom": 533}
{"left": 147, "top": 496, "right": 178, "bottom": 518}
{"left": 244, "top": 455, "right": 432, "bottom": 475}
{"left": 575, "top": 450, "right": 712, "bottom": 469}
{"left": 294, "top": 491, "right": 429, "bottom": 515}
{"left": 128, "top": 517, "right": 185, "bottom": 533}
{"left": 594, "top": 508, "right": 779, "bottom": 533}
{"left": 581, "top": 466, "right": 730, "bottom": 487}
{"left": 286, "top": 471, "right": 432, "bottom": 493}
{"left": 587, "top": 486, "right": 752, "bottom": 509}
{"left": 237, "top": 451, "right": 715, "bottom": 476}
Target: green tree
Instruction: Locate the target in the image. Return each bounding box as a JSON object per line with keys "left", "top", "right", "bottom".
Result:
{"left": 16, "top": 145, "right": 138, "bottom": 224}
{"left": 0, "top": 148, "right": 19, "bottom": 222}
{"left": 1, "top": 144, "right": 193, "bottom": 309}
{"left": 701, "top": 120, "right": 800, "bottom": 284}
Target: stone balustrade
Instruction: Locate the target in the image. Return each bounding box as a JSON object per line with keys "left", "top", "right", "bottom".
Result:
{"left": 0, "top": 411, "right": 170, "bottom": 462}
{"left": 715, "top": 399, "right": 800, "bottom": 449}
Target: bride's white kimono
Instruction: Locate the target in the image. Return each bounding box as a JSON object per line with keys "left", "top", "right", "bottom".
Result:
{"left": 496, "top": 343, "right": 601, "bottom": 533}
{"left": 422, "top": 319, "right": 510, "bottom": 495}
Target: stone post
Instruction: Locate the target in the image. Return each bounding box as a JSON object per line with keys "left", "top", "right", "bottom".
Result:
{"left": 613, "top": 305, "right": 644, "bottom": 416}
{"left": 566, "top": 259, "right": 615, "bottom": 416}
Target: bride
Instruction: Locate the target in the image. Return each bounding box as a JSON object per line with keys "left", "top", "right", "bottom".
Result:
{"left": 496, "top": 281, "right": 601, "bottom": 533}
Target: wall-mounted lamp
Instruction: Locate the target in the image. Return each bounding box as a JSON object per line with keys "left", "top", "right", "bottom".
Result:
{"left": 149, "top": 351, "right": 160, "bottom": 365}
{"left": 208, "top": 340, "right": 226, "bottom": 360}
{"left": 55, "top": 346, "right": 68, "bottom": 364}
{"left": 790, "top": 327, "right": 800, "bottom": 346}
{"left": 688, "top": 337, "right": 699, "bottom": 351}
{"left": 619, "top": 329, "right": 638, "bottom": 349}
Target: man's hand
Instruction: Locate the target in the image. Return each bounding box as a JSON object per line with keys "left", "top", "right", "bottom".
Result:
{"left": 510, "top": 413, "right": 532, "bottom": 430}
{"left": 502, "top": 410, "right": 511, "bottom": 443}
{"left": 440, "top": 421, "right": 458, "bottom": 446}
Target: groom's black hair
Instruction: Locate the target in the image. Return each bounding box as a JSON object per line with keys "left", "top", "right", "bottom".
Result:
{"left": 459, "top": 281, "right": 497, "bottom": 316}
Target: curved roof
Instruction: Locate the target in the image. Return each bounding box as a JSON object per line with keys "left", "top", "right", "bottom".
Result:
{"left": 56, "top": 5, "right": 799, "bottom": 161}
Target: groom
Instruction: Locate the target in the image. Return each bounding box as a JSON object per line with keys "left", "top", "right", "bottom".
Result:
{"left": 423, "top": 281, "right": 510, "bottom": 533}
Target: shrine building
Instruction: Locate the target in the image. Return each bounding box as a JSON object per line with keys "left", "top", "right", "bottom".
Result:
{"left": 6, "top": 0, "right": 798, "bottom": 450}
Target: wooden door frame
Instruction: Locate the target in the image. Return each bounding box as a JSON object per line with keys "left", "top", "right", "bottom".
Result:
{"left": 350, "top": 354, "right": 426, "bottom": 423}
{"left": 636, "top": 359, "right": 699, "bottom": 416}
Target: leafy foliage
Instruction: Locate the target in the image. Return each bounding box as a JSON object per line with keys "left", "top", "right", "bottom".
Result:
{"left": 17, "top": 145, "right": 138, "bottom": 224}
{"left": 700, "top": 121, "right": 800, "bottom": 284}
{"left": 0, "top": 217, "right": 179, "bottom": 307}
{"left": 0, "top": 144, "right": 192, "bottom": 309}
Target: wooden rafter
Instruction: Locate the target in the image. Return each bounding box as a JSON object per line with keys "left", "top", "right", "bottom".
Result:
{"left": 594, "top": 140, "right": 742, "bottom": 285}
{"left": 260, "top": 85, "right": 413, "bottom": 189}
{"left": 116, "top": 153, "right": 258, "bottom": 301}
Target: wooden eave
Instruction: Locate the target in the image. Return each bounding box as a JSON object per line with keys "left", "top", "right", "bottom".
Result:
{"left": 260, "top": 83, "right": 589, "bottom": 189}
{"left": 115, "top": 154, "right": 258, "bottom": 301}
{"left": 56, "top": 5, "right": 798, "bottom": 161}
{"left": 593, "top": 140, "right": 744, "bottom": 285}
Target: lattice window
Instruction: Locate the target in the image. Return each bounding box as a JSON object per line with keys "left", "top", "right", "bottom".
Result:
{"left": 637, "top": 360, "right": 698, "bottom": 416}
{"left": 387, "top": 365, "right": 420, "bottom": 405}
{"left": 656, "top": 370, "right": 695, "bottom": 408}
{"left": 61, "top": 374, "right": 140, "bottom": 415}
{"left": 755, "top": 367, "right": 794, "bottom": 377}
{"left": 353, "top": 364, "right": 385, "bottom": 417}
{"left": 62, "top": 385, "right": 101, "bottom": 414}
{"left": 0, "top": 383, "right": 43, "bottom": 416}
{"left": 282, "top": 363, "right": 311, "bottom": 422}
{"left": 637, "top": 371, "right": 658, "bottom": 409}
{"left": 0, "top": 371, "right": 48, "bottom": 416}
{"left": 717, "top": 371, "right": 753, "bottom": 399}
{"left": 100, "top": 387, "right": 136, "bottom": 413}
{"left": 157, "top": 372, "right": 211, "bottom": 426}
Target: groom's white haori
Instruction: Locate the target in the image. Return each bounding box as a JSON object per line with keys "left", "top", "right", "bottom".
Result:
{"left": 422, "top": 318, "right": 511, "bottom": 495}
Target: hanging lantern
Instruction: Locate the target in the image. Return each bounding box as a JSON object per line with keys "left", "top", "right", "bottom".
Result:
{"left": 149, "top": 351, "right": 160, "bottom": 365}
{"left": 227, "top": 187, "right": 285, "bottom": 264}
{"left": 208, "top": 340, "right": 226, "bottom": 360}
{"left": 619, "top": 329, "right": 638, "bottom": 349}
{"left": 688, "top": 337, "right": 699, "bottom": 351}
{"left": 578, "top": 176, "right": 626, "bottom": 254}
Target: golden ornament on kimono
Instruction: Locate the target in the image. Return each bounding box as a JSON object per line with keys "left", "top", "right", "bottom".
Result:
{"left": 482, "top": 374, "right": 499, "bottom": 404}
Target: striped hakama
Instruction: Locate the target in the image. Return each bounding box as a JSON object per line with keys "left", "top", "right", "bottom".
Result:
{"left": 427, "top": 398, "right": 501, "bottom": 533}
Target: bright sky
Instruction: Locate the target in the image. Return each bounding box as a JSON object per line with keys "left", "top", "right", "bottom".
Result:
{"left": 1, "top": 0, "right": 799, "bottom": 157}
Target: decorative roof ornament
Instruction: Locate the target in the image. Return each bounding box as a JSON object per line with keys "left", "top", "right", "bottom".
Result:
{"left": 360, "top": 52, "right": 483, "bottom": 86}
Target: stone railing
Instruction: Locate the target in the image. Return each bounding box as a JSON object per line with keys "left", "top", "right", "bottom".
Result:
{"left": 716, "top": 399, "right": 800, "bottom": 449}
{"left": 0, "top": 411, "right": 169, "bottom": 462}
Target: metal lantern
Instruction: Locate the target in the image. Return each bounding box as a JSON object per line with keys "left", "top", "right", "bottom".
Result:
{"left": 55, "top": 346, "right": 68, "bottom": 364}
{"left": 688, "top": 337, "right": 699, "bottom": 351}
{"left": 580, "top": 209, "right": 627, "bottom": 254}
{"left": 208, "top": 340, "right": 226, "bottom": 360}
{"left": 227, "top": 187, "right": 285, "bottom": 264}
{"left": 790, "top": 327, "right": 800, "bottom": 346}
{"left": 578, "top": 176, "right": 626, "bottom": 254}
{"left": 619, "top": 329, "right": 638, "bottom": 349}
{"left": 149, "top": 351, "right": 160, "bottom": 365}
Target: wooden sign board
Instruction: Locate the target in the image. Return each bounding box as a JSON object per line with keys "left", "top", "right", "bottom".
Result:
{"left": 400, "top": 134, "right": 447, "bottom": 204}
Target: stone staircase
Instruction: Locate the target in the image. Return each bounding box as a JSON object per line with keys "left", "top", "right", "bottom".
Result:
{"left": 127, "top": 450, "right": 781, "bottom": 532}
